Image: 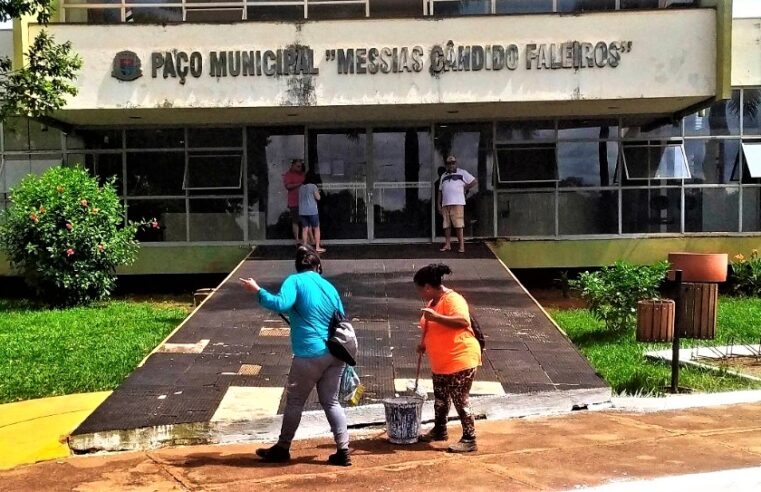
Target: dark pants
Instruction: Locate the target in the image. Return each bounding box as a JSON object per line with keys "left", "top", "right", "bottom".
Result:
{"left": 432, "top": 367, "right": 477, "bottom": 441}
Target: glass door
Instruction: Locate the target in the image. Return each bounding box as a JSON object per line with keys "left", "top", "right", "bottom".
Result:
{"left": 307, "top": 129, "right": 369, "bottom": 240}
{"left": 371, "top": 127, "right": 433, "bottom": 240}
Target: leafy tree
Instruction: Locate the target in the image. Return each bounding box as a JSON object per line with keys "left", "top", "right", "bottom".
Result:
{"left": 0, "top": 0, "right": 82, "bottom": 119}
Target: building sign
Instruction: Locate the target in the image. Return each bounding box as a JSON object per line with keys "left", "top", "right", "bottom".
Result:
{"left": 120, "top": 41, "right": 633, "bottom": 84}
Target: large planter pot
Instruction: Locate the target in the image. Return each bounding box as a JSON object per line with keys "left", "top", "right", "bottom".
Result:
{"left": 637, "top": 299, "right": 675, "bottom": 342}
{"left": 668, "top": 252, "right": 728, "bottom": 283}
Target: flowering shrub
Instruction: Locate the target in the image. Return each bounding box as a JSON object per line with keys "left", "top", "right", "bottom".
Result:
{"left": 0, "top": 166, "right": 141, "bottom": 306}
{"left": 571, "top": 260, "right": 670, "bottom": 331}
{"left": 731, "top": 250, "right": 761, "bottom": 297}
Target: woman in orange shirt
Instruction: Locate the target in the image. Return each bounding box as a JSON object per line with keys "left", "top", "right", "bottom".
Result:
{"left": 414, "top": 263, "right": 481, "bottom": 453}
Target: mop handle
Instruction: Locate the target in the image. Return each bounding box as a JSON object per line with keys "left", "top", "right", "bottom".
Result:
{"left": 414, "top": 351, "right": 423, "bottom": 392}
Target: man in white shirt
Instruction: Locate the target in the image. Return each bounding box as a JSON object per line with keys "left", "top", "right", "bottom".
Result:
{"left": 438, "top": 155, "right": 477, "bottom": 253}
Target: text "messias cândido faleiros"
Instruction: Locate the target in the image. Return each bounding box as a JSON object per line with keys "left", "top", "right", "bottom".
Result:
{"left": 334, "top": 41, "right": 632, "bottom": 74}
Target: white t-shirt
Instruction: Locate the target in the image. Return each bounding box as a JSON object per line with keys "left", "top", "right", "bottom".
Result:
{"left": 440, "top": 169, "right": 476, "bottom": 206}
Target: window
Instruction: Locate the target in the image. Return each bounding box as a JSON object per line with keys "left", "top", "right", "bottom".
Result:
{"left": 558, "top": 0, "right": 615, "bottom": 12}
{"left": 126, "top": 152, "right": 185, "bottom": 195}
{"left": 622, "top": 188, "right": 681, "bottom": 234}
{"left": 685, "top": 187, "right": 739, "bottom": 233}
{"left": 620, "top": 0, "right": 658, "bottom": 8}
{"left": 622, "top": 120, "right": 681, "bottom": 140}
{"left": 127, "top": 199, "right": 187, "bottom": 242}
{"left": 188, "top": 127, "right": 243, "bottom": 148}
{"left": 684, "top": 91, "right": 741, "bottom": 137}
{"left": 496, "top": 144, "right": 557, "bottom": 184}
{"left": 67, "top": 129, "right": 123, "bottom": 150}
{"left": 184, "top": 153, "right": 243, "bottom": 190}
{"left": 126, "top": 129, "right": 184, "bottom": 149}
{"left": 559, "top": 191, "right": 618, "bottom": 235}
{"left": 743, "top": 143, "right": 761, "bottom": 179}
{"left": 126, "top": 6, "right": 183, "bottom": 23}
{"left": 431, "top": 0, "right": 491, "bottom": 16}
{"left": 371, "top": 0, "right": 422, "bottom": 17}
{"left": 68, "top": 153, "right": 124, "bottom": 190}
{"left": 497, "top": 192, "right": 555, "bottom": 236}
{"left": 247, "top": 126, "right": 305, "bottom": 241}
{"left": 495, "top": 0, "right": 553, "bottom": 13}
{"left": 622, "top": 143, "right": 690, "bottom": 180}
{"left": 3, "top": 118, "right": 62, "bottom": 151}
{"left": 308, "top": 1, "right": 366, "bottom": 19}
{"left": 2, "top": 155, "right": 63, "bottom": 192}
{"left": 497, "top": 121, "right": 555, "bottom": 142}
{"left": 247, "top": 0, "right": 303, "bottom": 21}
{"left": 743, "top": 89, "right": 761, "bottom": 135}
{"left": 189, "top": 198, "right": 245, "bottom": 241}
{"left": 684, "top": 139, "right": 740, "bottom": 184}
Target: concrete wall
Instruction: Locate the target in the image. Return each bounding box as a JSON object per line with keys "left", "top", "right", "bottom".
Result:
{"left": 4, "top": 238, "right": 759, "bottom": 275}
{"left": 493, "top": 236, "right": 761, "bottom": 269}
{"left": 0, "top": 246, "right": 249, "bottom": 276}
{"left": 32, "top": 9, "right": 717, "bottom": 112}
{"left": 732, "top": 18, "right": 761, "bottom": 86}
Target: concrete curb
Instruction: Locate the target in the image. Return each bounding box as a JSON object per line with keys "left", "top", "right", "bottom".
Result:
{"left": 68, "top": 386, "right": 612, "bottom": 453}
{"left": 610, "top": 389, "right": 761, "bottom": 413}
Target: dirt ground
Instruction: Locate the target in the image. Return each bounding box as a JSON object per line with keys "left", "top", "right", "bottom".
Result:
{"left": 704, "top": 356, "right": 761, "bottom": 378}
{"left": 5, "top": 403, "right": 761, "bottom": 491}
{"left": 527, "top": 288, "right": 587, "bottom": 310}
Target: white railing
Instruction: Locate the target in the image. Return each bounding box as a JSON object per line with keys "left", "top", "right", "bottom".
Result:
{"left": 59, "top": 0, "right": 689, "bottom": 23}
{"left": 61, "top": 0, "right": 371, "bottom": 22}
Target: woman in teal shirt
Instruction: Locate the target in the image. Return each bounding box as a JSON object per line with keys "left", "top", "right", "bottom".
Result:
{"left": 240, "top": 246, "right": 350, "bottom": 467}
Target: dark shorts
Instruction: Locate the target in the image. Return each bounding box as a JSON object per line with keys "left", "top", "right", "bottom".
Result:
{"left": 289, "top": 207, "right": 300, "bottom": 225}
{"left": 300, "top": 214, "right": 319, "bottom": 228}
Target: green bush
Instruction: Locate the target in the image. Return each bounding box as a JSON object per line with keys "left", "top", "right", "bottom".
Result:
{"left": 571, "top": 260, "right": 670, "bottom": 331}
{"left": 0, "top": 166, "right": 143, "bottom": 306}
{"left": 731, "top": 250, "right": 761, "bottom": 297}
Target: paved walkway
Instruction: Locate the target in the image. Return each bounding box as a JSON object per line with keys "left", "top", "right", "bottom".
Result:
{"left": 69, "top": 243, "right": 608, "bottom": 452}
{"left": 6, "top": 402, "right": 761, "bottom": 491}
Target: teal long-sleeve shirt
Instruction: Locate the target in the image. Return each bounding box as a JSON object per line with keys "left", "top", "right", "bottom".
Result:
{"left": 257, "top": 271, "right": 344, "bottom": 358}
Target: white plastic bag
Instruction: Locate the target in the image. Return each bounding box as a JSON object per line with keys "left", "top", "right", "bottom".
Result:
{"left": 339, "top": 365, "right": 364, "bottom": 406}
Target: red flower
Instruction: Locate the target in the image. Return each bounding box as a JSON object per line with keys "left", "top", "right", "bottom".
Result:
{"left": 66, "top": 248, "right": 75, "bottom": 257}
{"left": 29, "top": 213, "right": 39, "bottom": 223}
{"left": 65, "top": 223, "right": 73, "bottom": 231}
{"left": 150, "top": 220, "right": 159, "bottom": 229}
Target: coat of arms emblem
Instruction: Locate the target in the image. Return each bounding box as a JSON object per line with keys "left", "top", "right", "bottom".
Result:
{"left": 112, "top": 51, "right": 142, "bottom": 81}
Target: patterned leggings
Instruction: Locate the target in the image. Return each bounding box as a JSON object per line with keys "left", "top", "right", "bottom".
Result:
{"left": 432, "top": 367, "right": 477, "bottom": 441}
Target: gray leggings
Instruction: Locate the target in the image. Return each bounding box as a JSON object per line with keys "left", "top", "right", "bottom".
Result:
{"left": 277, "top": 353, "right": 349, "bottom": 450}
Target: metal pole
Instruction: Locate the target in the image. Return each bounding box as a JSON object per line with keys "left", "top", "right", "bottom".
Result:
{"left": 671, "top": 269, "right": 683, "bottom": 393}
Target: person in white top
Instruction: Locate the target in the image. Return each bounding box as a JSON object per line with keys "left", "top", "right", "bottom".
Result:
{"left": 438, "top": 155, "right": 477, "bottom": 253}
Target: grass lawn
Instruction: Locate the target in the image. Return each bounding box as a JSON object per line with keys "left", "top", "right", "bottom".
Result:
{"left": 550, "top": 297, "right": 761, "bottom": 396}
{"left": 0, "top": 297, "right": 191, "bottom": 404}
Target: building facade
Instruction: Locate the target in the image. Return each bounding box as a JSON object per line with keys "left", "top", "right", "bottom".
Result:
{"left": 3, "top": 0, "right": 759, "bottom": 274}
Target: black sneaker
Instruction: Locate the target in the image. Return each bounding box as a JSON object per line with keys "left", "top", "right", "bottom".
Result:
{"left": 328, "top": 448, "right": 352, "bottom": 467}
{"left": 418, "top": 427, "right": 449, "bottom": 443}
{"left": 447, "top": 439, "right": 477, "bottom": 453}
{"left": 255, "top": 445, "right": 291, "bottom": 463}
